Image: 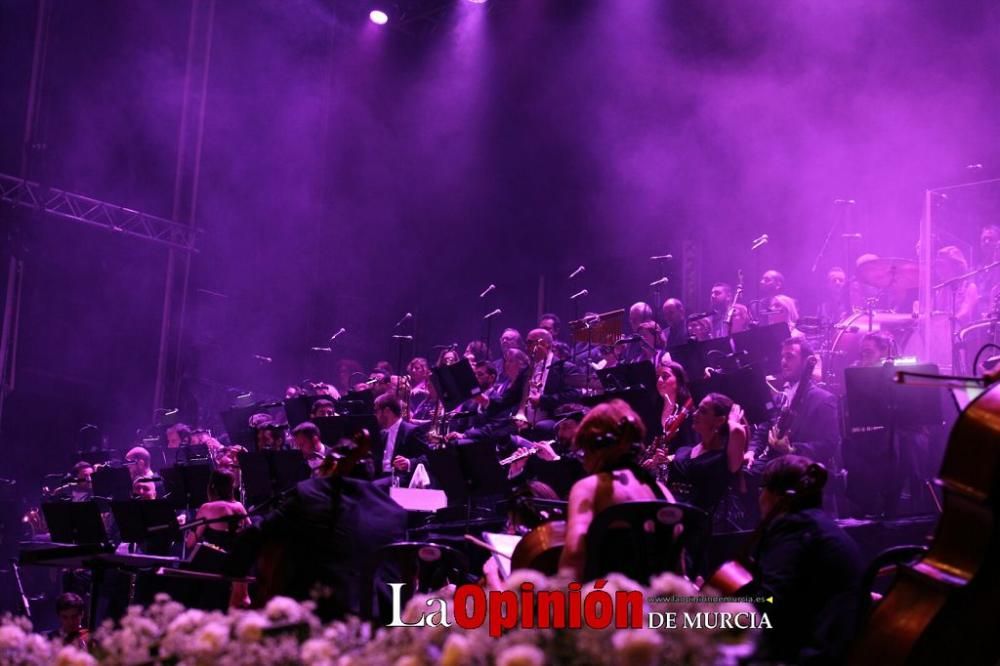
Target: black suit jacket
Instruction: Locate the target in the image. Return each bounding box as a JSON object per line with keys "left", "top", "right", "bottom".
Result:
{"left": 227, "top": 475, "right": 407, "bottom": 620}
{"left": 372, "top": 420, "right": 430, "bottom": 484}
{"left": 538, "top": 359, "right": 584, "bottom": 413}
{"left": 751, "top": 384, "right": 840, "bottom": 465}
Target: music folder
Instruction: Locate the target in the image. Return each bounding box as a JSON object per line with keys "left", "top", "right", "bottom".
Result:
{"left": 42, "top": 501, "right": 110, "bottom": 545}
{"left": 110, "top": 499, "right": 180, "bottom": 545}
{"left": 430, "top": 362, "right": 480, "bottom": 411}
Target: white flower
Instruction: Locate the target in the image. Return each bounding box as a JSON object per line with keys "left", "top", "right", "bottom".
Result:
{"left": 235, "top": 612, "right": 267, "bottom": 643}
{"left": 301, "top": 637, "right": 339, "bottom": 665}
{"left": 0, "top": 623, "right": 27, "bottom": 649}
{"left": 265, "top": 596, "right": 307, "bottom": 624}
{"left": 394, "top": 656, "right": 421, "bottom": 666}
{"left": 194, "top": 620, "right": 230, "bottom": 655}
{"left": 612, "top": 629, "right": 663, "bottom": 666}
{"left": 496, "top": 643, "right": 546, "bottom": 666}
{"left": 648, "top": 571, "right": 696, "bottom": 597}
{"left": 167, "top": 608, "right": 207, "bottom": 635}
{"left": 440, "top": 633, "right": 470, "bottom": 666}
{"left": 55, "top": 645, "right": 98, "bottom": 666}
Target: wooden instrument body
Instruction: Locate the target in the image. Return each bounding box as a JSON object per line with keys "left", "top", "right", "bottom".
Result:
{"left": 851, "top": 383, "right": 1000, "bottom": 665}
{"left": 510, "top": 521, "right": 566, "bottom": 576}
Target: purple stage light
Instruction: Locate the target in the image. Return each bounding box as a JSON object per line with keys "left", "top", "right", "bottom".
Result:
{"left": 466, "top": 0, "right": 488, "bottom": 3}
{"left": 369, "top": 9, "right": 389, "bottom": 25}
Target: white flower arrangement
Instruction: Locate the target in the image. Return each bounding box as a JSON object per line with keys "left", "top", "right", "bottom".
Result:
{"left": 0, "top": 572, "right": 756, "bottom": 665}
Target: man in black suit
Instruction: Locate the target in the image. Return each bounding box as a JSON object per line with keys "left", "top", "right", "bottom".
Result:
{"left": 748, "top": 338, "right": 840, "bottom": 470}
{"left": 523, "top": 328, "right": 584, "bottom": 427}
{"left": 372, "top": 393, "right": 429, "bottom": 487}
{"left": 226, "top": 471, "right": 407, "bottom": 621}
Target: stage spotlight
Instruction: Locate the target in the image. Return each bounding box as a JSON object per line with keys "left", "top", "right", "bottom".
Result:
{"left": 369, "top": 9, "right": 389, "bottom": 24}
{"left": 466, "top": 0, "right": 488, "bottom": 3}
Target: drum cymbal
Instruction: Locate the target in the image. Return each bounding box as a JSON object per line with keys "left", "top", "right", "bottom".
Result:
{"left": 856, "top": 257, "right": 920, "bottom": 290}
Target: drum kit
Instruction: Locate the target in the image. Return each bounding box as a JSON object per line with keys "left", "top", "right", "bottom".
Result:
{"left": 808, "top": 256, "right": 1000, "bottom": 390}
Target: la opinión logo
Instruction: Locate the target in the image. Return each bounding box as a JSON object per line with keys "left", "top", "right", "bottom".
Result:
{"left": 387, "top": 580, "right": 772, "bottom": 638}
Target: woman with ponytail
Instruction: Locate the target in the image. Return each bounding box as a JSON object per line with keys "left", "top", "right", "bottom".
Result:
{"left": 743, "top": 455, "right": 864, "bottom": 665}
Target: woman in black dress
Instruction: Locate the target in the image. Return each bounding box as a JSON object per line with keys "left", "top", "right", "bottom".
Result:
{"left": 667, "top": 392, "right": 747, "bottom": 573}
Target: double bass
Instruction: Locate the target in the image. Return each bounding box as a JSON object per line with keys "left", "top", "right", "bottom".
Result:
{"left": 850, "top": 376, "right": 1000, "bottom": 664}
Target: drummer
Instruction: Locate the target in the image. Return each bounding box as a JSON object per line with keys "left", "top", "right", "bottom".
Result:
{"left": 933, "top": 246, "right": 979, "bottom": 326}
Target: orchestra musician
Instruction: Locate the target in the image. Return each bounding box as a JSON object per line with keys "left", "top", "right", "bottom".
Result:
{"left": 667, "top": 393, "right": 747, "bottom": 572}
{"left": 933, "top": 245, "right": 979, "bottom": 326}
{"left": 372, "top": 393, "right": 430, "bottom": 487}
{"left": 292, "top": 422, "right": 330, "bottom": 474}
{"left": 539, "top": 313, "right": 562, "bottom": 340}
{"left": 310, "top": 399, "right": 337, "bottom": 419}
{"left": 184, "top": 470, "right": 250, "bottom": 551}
{"left": 48, "top": 592, "right": 88, "bottom": 649}
{"left": 709, "top": 282, "right": 749, "bottom": 338}
{"left": 445, "top": 349, "right": 528, "bottom": 447}
{"left": 660, "top": 297, "right": 688, "bottom": 348}
{"left": 406, "top": 357, "right": 432, "bottom": 415}
{"left": 519, "top": 328, "right": 583, "bottom": 434}
{"left": 132, "top": 476, "right": 157, "bottom": 500}
{"left": 759, "top": 269, "right": 786, "bottom": 302}
{"left": 124, "top": 447, "right": 152, "bottom": 481}
{"left": 558, "top": 400, "right": 674, "bottom": 579}
{"left": 768, "top": 294, "right": 807, "bottom": 339}
{"left": 737, "top": 456, "right": 863, "bottom": 665}
{"left": 816, "top": 266, "right": 850, "bottom": 323}
{"left": 747, "top": 338, "right": 840, "bottom": 472}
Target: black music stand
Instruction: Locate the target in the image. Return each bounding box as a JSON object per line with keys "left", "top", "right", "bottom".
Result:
{"left": 92, "top": 466, "right": 134, "bottom": 501}
{"left": 845, "top": 364, "right": 942, "bottom": 431}
{"left": 221, "top": 402, "right": 286, "bottom": 447}
{"left": 238, "top": 450, "right": 310, "bottom": 507}
{"left": 313, "top": 414, "right": 380, "bottom": 446}
{"left": 667, "top": 337, "right": 734, "bottom": 381}
{"left": 592, "top": 360, "right": 661, "bottom": 437}
{"left": 731, "top": 322, "right": 791, "bottom": 377}
{"left": 42, "top": 501, "right": 110, "bottom": 545}
{"left": 161, "top": 463, "right": 212, "bottom": 512}
{"left": 693, "top": 364, "right": 773, "bottom": 425}
{"left": 110, "top": 500, "right": 180, "bottom": 554}
{"left": 431, "top": 363, "right": 481, "bottom": 411}
{"left": 427, "top": 444, "right": 508, "bottom": 509}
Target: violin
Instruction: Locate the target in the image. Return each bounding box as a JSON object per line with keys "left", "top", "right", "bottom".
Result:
{"left": 850, "top": 378, "right": 1000, "bottom": 664}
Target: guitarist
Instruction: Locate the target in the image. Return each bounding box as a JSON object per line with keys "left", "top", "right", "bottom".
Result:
{"left": 747, "top": 338, "right": 840, "bottom": 472}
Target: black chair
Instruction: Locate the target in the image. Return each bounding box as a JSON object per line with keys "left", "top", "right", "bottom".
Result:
{"left": 582, "top": 501, "right": 707, "bottom": 585}
{"left": 858, "top": 544, "right": 928, "bottom": 626}
{"left": 361, "top": 541, "right": 470, "bottom": 625}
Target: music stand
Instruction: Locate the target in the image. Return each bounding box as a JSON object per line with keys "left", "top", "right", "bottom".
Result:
{"left": 313, "top": 414, "right": 380, "bottom": 446}
{"left": 667, "top": 337, "right": 734, "bottom": 381}
{"left": 568, "top": 309, "right": 625, "bottom": 347}
{"left": 161, "top": 463, "right": 212, "bottom": 512}
{"left": 221, "top": 402, "right": 286, "bottom": 447}
{"left": 693, "top": 365, "right": 773, "bottom": 425}
{"left": 430, "top": 362, "right": 480, "bottom": 411}
{"left": 42, "top": 502, "right": 110, "bottom": 544}
{"left": 92, "top": 466, "right": 134, "bottom": 501}
{"left": 731, "top": 322, "right": 791, "bottom": 376}
{"left": 845, "top": 364, "right": 942, "bottom": 430}
{"left": 238, "top": 450, "right": 310, "bottom": 507}
{"left": 170, "top": 444, "right": 211, "bottom": 466}
{"left": 593, "top": 360, "right": 661, "bottom": 436}
{"left": 110, "top": 500, "right": 180, "bottom": 553}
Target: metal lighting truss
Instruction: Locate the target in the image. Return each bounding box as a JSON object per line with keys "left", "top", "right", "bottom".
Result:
{"left": 0, "top": 172, "right": 197, "bottom": 251}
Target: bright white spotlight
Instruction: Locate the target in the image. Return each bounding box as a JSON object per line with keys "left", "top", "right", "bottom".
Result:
{"left": 369, "top": 9, "right": 389, "bottom": 24}
{"left": 466, "top": 0, "right": 488, "bottom": 3}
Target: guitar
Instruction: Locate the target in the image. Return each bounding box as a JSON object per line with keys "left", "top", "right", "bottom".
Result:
{"left": 753, "top": 354, "right": 818, "bottom": 470}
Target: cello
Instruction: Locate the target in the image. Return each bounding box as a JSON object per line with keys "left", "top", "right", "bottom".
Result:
{"left": 850, "top": 375, "right": 1000, "bottom": 664}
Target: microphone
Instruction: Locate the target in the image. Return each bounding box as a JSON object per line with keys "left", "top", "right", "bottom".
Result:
{"left": 649, "top": 254, "right": 673, "bottom": 261}
{"left": 330, "top": 327, "right": 346, "bottom": 341}
{"left": 751, "top": 235, "right": 769, "bottom": 251}
{"left": 568, "top": 265, "right": 585, "bottom": 279}
{"left": 252, "top": 354, "right": 273, "bottom": 363}
{"left": 479, "top": 284, "right": 496, "bottom": 298}
{"left": 395, "top": 312, "right": 412, "bottom": 328}
{"left": 570, "top": 289, "right": 588, "bottom": 300}
{"left": 432, "top": 343, "right": 458, "bottom": 350}
{"left": 391, "top": 334, "right": 414, "bottom": 340}
{"left": 649, "top": 277, "right": 669, "bottom": 287}
{"left": 483, "top": 308, "right": 502, "bottom": 320}
{"left": 311, "top": 347, "right": 332, "bottom": 352}
{"left": 967, "top": 164, "right": 984, "bottom": 170}
{"left": 841, "top": 233, "right": 863, "bottom": 240}
{"left": 833, "top": 199, "right": 856, "bottom": 205}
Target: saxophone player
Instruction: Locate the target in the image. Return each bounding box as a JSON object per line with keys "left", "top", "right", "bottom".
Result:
{"left": 516, "top": 329, "right": 584, "bottom": 438}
